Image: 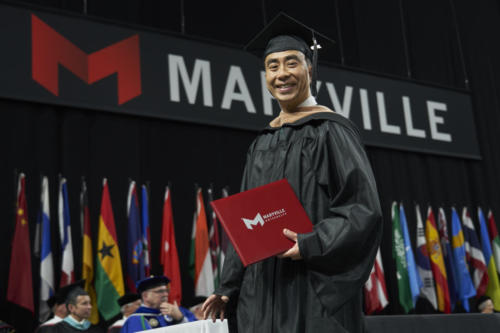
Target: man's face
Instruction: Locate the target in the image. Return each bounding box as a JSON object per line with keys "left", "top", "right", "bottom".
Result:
{"left": 481, "top": 299, "right": 494, "bottom": 313}
{"left": 68, "top": 295, "right": 92, "bottom": 321}
{"left": 265, "top": 50, "right": 312, "bottom": 109}
{"left": 123, "top": 299, "right": 142, "bottom": 317}
{"left": 142, "top": 285, "right": 169, "bottom": 309}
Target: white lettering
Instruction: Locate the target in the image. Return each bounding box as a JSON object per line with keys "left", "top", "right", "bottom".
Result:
{"left": 402, "top": 96, "right": 426, "bottom": 138}
{"left": 359, "top": 89, "right": 372, "bottom": 130}
{"left": 377, "top": 92, "right": 401, "bottom": 134}
{"left": 221, "top": 66, "right": 256, "bottom": 113}
{"left": 168, "top": 54, "right": 213, "bottom": 106}
{"left": 326, "top": 83, "right": 353, "bottom": 118}
{"left": 427, "top": 101, "right": 451, "bottom": 142}
{"left": 260, "top": 71, "right": 275, "bottom": 116}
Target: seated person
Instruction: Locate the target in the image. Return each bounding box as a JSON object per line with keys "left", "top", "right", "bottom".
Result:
{"left": 120, "top": 276, "right": 196, "bottom": 332}
{"left": 107, "top": 294, "right": 141, "bottom": 333}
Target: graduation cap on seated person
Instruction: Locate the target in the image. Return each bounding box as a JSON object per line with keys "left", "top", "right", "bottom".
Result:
{"left": 117, "top": 293, "right": 140, "bottom": 307}
{"left": 245, "top": 13, "right": 336, "bottom": 97}
{"left": 136, "top": 276, "right": 171, "bottom": 295}
{"left": 48, "top": 280, "right": 86, "bottom": 307}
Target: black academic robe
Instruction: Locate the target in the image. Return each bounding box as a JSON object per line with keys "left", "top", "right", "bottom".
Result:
{"left": 216, "top": 111, "right": 383, "bottom": 333}
{"left": 49, "top": 321, "right": 103, "bottom": 333}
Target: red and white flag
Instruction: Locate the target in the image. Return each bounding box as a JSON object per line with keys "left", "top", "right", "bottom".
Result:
{"left": 59, "top": 177, "right": 75, "bottom": 286}
{"left": 160, "top": 186, "right": 182, "bottom": 304}
{"left": 364, "top": 247, "right": 388, "bottom": 314}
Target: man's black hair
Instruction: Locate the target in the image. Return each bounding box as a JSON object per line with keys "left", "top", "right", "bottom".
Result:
{"left": 65, "top": 287, "right": 89, "bottom": 311}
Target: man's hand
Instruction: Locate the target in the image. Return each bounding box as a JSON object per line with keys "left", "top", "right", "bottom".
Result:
{"left": 159, "top": 301, "right": 183, "bottom": 321}
{"left": 201, "top": 294, "right": 229, "bottom": 322}
{"left": 278, "top": 228, "right": 302, "bottom": 260}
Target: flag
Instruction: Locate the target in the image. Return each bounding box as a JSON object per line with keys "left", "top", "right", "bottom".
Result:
{"left": 450, "top": 207, "right": 475, "bottom": 312}
{"left": 207, "top": 186, "right": 221, "bottom": 289}
{"left": 425, "top": 206, "right": 451, "bottom": 313}
{"left": 437, "top": 207, "right": 458, "bottom": 309}
{"left": 364, "top": 247, "right": 388, "bottom": 314}
{"left": 95, "top": 179, "right": 125, "bottom": 320}
{"left": 125, "top": 181, "right": 144, "bottom": 292}
{"left": 219, "top": 187, "right": 230, "bottom": 272}
{"left": 190, "top": 188, "right": 214, "bottom": 297}
{"left": 462, "top": 207, "right": 488, "bottom": 296}
{"left": 399, "top": 203, "right": 422, "bottom": 306}
{"left": 391, "top": 202, "right": 412, "bottom": 313}
{"left": 478, "top": 207, "right": 500, "bottom": 310}
{"left": 80, "top": 179, "right": 98, "bottom": 324}
{"left": 39, "top": 176, "right": 54, "bottom": 322}
{"left": 161, "top": 185, "right": 182, "bottom": 304}
{"left": 487, "top": 210, "right": 500, "bottom": 276}
{"left": 7, "top": 173, "right": 34, "bottom": 313}
{"left": 141, "top": 184, "right": 151, "bottom": 277}
{"left": 415, "top": 204, "right": 438, "bottom": 310}
{"left": 58, "top": 178, "right": 75, "bottom": 287}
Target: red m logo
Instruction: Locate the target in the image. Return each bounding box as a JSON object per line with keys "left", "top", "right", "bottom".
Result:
{"left": 31, "top": 14, "right": 141, "bottom": 105}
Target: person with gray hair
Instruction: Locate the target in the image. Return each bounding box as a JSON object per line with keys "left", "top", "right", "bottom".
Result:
{"left": 107, "top": 294, "right": 141, "bottom": 333}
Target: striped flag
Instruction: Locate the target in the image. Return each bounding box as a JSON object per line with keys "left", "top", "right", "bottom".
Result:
{"left": 161, "top": 185, "right": 182, "bottom": 304}
{"left": 487, "top": 210, "right": 500, "bottom": 276}
{"left": 462, "top": 207, "right": 489, "bottom": 296}
{"left": 364, "top": 247, "right": 388, "bottom": 314}
{"left": 450, "top": 207, "right": 475, "bottom": 312}
{"left": 392, "top": 202, "right": 412, "bottom": 313}
{"left": 59, "top": 178, "right": 75, "bottom": 287}
{"left": 80, "top": 179, "right": 98, "bottom": 324}
{"left": 437, "top": 207, "right": 458, "bottom": 309}
{"left": 141, "top": 185, "right": 151, "bottom": 277}
{"left": 125, "top": 181, "right": 144, "bottom": 292}
{"left": 207, "top": 186, "right": 221, "bottom": 289}
{"left": 7, "top": 173, "right": 34, "bottom": 313}
{"left": 190, "top": 187, "right": 214, "bottom": 297}
{"left": 95, "top": 179, "right": 125, "bottom": 320}
{"left": 478, "top": 207, "right": 500, "bottom": 310}
{"left": 39, "top": 176, "right": 54, "bottom": 322}
{"left": 219, "top": 187, "right": 230, "bottom": 272}
{"left": 415, "top": 204, "right": 438, "bottom": 310}
{"left": 400, "top": 203, "right": 422, "bottom": 306}
{"left": 425, "top": 206, "right": 451, "bottom": 313}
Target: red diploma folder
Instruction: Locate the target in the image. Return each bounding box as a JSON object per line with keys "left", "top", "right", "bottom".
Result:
{"left": 210, "top": 179, "right": 313, "bottom": 266}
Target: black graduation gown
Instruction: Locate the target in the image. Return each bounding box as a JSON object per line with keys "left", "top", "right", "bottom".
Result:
{"left": 216, "top": 111, "right": 383, "bottom": 333}
{"left": 48, "top": 321, "right": 103, "bottom": 333}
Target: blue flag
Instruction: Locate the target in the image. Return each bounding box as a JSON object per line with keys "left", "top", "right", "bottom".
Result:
{"left": 39, "top": 176, "right": 54, "bottom": 321}
{"left": 126, "top": 181, "right": 144, "bottom": 292}
{"left": 400, "top": 203, "right": 422, "bottom": 306}
{"left": 141, "top": 185, "right": 151, "bottom": 276}
{"left": 451, "top": 207, "right": 476, "bottom": 311}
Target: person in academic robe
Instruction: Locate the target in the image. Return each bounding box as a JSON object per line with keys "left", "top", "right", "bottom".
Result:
{"left": 107, "top": 294, "right": 141, "bottom": 333}
{"left": 202, "top": 13, "right": 383, "bottom": 333}
{"left": 120, "top": 276, "right": 197, "bottom": 332}
{"left": 49, "top": 287, "right": 102, "bottom": 333}
{"left": 37, "top": 281, "right": 85, "bottom": 333}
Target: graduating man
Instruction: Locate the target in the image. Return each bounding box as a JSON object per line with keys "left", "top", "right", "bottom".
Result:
{"left": 49, "top": 287, "right": 101, "bottom": 333}
{"left": 107, "top": 294, "right": 141, "bottom": 333}
{"left": 202, "top": 13, "right": 382, "bottom": 333}
{"left": 120, "top": 276, "right": 197, "bottom": 332}
{"left": 37, "top": 281, "right": 85, "bottom": 333}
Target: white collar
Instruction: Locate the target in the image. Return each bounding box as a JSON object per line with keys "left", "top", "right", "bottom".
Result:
{"left": 298, "top": 95, "right": 317, "bottom": 107}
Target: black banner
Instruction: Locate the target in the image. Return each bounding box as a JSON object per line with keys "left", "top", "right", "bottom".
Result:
{"left": 0, "top": 4, "right": 480, "bottom": 159}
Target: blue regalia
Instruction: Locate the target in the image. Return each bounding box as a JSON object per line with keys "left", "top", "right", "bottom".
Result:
{"left": 120, "top": 305, "right": 197, "bottom": 332}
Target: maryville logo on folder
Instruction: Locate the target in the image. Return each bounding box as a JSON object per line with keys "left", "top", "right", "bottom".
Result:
{"left": 210, "top": 179, "right": 313, "bottom": 266}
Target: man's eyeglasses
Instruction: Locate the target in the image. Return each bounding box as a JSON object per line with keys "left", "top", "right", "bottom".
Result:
{"left": 151, "top": 288, "right": 170, "bottom": 294}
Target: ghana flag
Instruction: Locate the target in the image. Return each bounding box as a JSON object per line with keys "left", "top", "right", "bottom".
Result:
{"left": 95, "top": 179, "right": 124, "bottom": 320}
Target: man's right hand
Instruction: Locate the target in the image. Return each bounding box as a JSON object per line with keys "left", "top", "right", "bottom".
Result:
{"left": 201, "top": 294, "right": 229, "bottom": 322}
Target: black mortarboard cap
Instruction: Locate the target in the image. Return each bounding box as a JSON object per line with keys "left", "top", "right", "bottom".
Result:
{"left": 52, "top": 280, "right": 85, "bottom": 305}
{"left": 245, "top": 13, "right": 335, "bottom": 97}
{"left": 136, "top": 276, "right": 170, "bottom": 294}
{"left": 117, "top": 293, "right": 140, "bottom": 307}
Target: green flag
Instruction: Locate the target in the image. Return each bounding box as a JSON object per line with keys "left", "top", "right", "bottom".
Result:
{"left": 392, "top": 201, "right": 413, "bottom": 313}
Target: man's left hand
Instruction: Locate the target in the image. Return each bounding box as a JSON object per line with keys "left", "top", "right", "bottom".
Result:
{"left": 159, "top": 301, "right": 183, "bottom": 321}
{"left": 278, "top": 228, "right": 302, "bottom": 260}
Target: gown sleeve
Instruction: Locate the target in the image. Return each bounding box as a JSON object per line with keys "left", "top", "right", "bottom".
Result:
{"left": 120, "top": 316, "right": 151, "bottom": 333}
{"left": 297, "top": 119, "right": 383, "bottom": 309}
